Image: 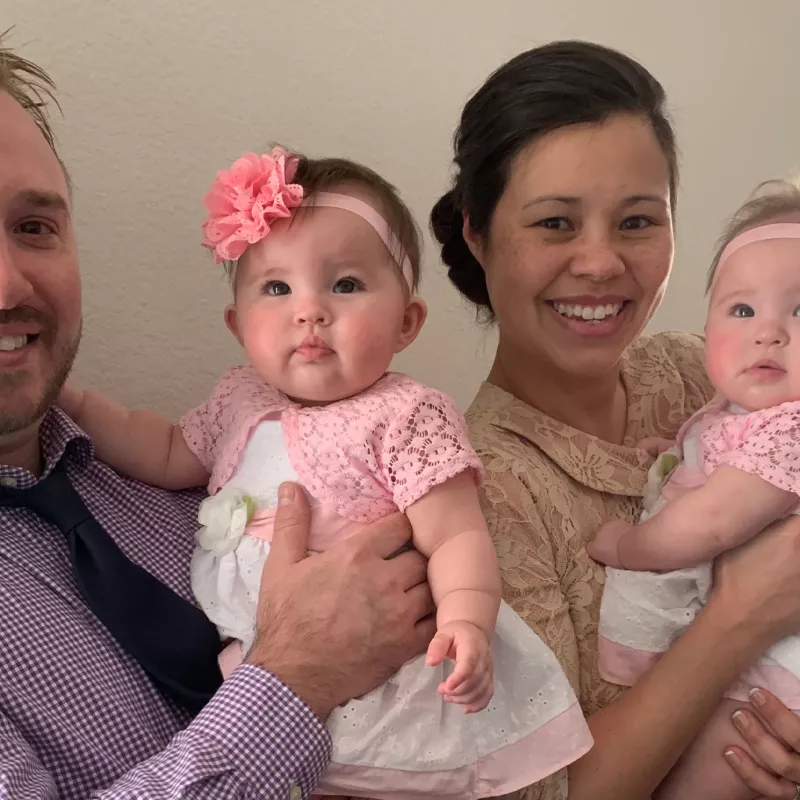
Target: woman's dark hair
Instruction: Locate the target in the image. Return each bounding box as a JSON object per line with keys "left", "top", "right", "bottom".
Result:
{"left": 430, "top": 40, "right": 678, "bottom": 318}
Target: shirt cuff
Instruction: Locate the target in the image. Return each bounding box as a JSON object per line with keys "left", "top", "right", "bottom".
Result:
{"left": 191, "top": 663, "right": 332, "bottom": 798}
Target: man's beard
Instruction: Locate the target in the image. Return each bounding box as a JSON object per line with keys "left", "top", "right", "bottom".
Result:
{"left": 0, "top": 321, "right": 81, "bottom": 436}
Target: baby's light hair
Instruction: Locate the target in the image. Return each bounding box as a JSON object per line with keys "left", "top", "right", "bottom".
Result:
{"left": 707, "top": 177, "right": 800, "bottom": 292}
{"left": 224, "top": 150, "right": 422, "bottom": 292}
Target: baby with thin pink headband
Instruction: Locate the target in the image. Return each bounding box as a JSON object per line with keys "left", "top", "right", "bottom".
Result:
{"left": 58, "top": 148, "right": 592, "bottom": 798}
{"left": 588, "top": 178, "right": 800, "bottom": 800}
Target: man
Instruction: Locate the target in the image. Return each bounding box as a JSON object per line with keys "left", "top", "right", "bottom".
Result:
{"left": 0, "top": 38, "right": 434, "bottom": 798}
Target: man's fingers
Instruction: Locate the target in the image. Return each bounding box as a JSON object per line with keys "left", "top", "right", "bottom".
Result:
{"left": 410, "top": 616, "right": 437, "bottom": 659}
{"left": 263, "top": 483, "right": 311, "bottom": 578}
{"left": 404, "top": 582, "right": 435, "bottom": 623}
{"left": 356, "top": 512, "right": 414, "bottom": 559}
{"left": 384, "top": 548, "right": 428, "bottom": 592}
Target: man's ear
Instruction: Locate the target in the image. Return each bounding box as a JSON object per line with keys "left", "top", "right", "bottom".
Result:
{"left": 225, "top": 304, "right": 243, "bottom": 346}
{"left": 394, "top": 296, "right": 427, "bottom": 353}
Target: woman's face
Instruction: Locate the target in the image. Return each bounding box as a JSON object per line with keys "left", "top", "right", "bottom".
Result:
{"left": 467, "top": 113, "right": 674, "bottom": 380}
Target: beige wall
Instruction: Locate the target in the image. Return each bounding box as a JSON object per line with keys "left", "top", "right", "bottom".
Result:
{"left": 6, "top": 0, "right": 800, "bottom": 413}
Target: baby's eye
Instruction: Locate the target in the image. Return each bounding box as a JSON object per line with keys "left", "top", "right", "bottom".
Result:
{"left": 731, "top": 304, "right": 754, "bottom": 318}
{"left": 793, "top": 306, "right": 800, "bottom": 317}
{"left": 333, "top": 277, "right": 363, "bottom": 294}
{"left": 263, "top": 281, "right": 291, "bottom": 296}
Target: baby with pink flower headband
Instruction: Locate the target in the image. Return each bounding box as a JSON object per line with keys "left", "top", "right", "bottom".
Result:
{"left": 587, "top": 177, "right": 800, "bottom": 800}
{"left": 58, "top": 146, "right": 592, "bottom": 797}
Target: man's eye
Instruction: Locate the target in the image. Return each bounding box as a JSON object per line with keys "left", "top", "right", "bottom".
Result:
{"left": 17, "top": 220, "right": 56, "bottom": 236}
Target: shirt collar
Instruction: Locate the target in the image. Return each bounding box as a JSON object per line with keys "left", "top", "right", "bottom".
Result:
{"left": 470, "top": 341, "right": 675, "bottom": 497}
{"left": 0, "top": 408, "right": 93, "bottom": 489}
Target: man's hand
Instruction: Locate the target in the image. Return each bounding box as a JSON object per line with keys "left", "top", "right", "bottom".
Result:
{"left": 247, "top": 482, "right": 436, "bottom": 719}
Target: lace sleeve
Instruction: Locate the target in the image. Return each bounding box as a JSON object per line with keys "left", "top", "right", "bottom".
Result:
{"left": 704, "top": 403, "right": 800, "bottom": 496}
{"left": 479, "top": 470, "right": 577, "bottom": 800}
{"left": 383, "top": 386, "right": 484, "bottom": 512}
{"left": 179, "top": 367, "right": 250, "bottom": 473}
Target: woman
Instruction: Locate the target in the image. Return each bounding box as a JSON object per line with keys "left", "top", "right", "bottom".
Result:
{"left": 431, "top": 40, "right": 800, "bottom": 800}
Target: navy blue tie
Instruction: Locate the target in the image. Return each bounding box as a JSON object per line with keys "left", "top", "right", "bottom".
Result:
{"left": 0, "top": 460, "right": 223, "bottom": 713}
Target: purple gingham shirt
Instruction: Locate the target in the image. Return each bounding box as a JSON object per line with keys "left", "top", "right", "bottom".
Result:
{"left": 0, "top": 409, "right": 332, "bottom": 798}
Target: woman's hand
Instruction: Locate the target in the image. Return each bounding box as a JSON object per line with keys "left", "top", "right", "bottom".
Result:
{"left": 724, "top": 688, "right": 800, "bottom": 799}
{"left": 710, "top": 515, "right": 800, "bottom": 649}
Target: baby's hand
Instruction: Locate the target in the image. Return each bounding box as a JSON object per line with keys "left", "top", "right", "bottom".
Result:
{"left": 426, "top": 620, "right": 493, "bottom": 713}
{"left": 587, "top": 519, "right": 633, "bottom": 568}
{"left": 57, "top": 381, "right": 85, "bottom": 419}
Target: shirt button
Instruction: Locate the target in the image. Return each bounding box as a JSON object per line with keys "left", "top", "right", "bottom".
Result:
{"left": 0, "top": 477, "right": 17, "bottom": 488}
{"left": 288, "top": 786, "right": 302, "bottom": 800}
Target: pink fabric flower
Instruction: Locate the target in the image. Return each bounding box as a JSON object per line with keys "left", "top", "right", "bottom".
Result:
{"left": 201, "top": 147, "right": 304, "bottom": 263}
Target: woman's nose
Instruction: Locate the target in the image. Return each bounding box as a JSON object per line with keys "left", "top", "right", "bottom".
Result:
{"left": 569, "top": 233, "right": 625, "bottom": 282}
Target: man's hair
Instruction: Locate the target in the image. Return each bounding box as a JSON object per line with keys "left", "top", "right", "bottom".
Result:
{"left": 0, "top": 28, "right": 60, "bottom": 155}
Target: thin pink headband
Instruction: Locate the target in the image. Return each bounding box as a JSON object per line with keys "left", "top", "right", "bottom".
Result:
{"left": 200, "top": 148, "right": 414, "bottom": 290}
{"left": 713, "top": 222, "right": 800, "bottom": 287}
{"left": 302, "top": 192, "right": 414, "bottom": 290}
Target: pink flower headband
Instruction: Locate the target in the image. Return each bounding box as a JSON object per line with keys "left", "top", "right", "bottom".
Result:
{"left": 201, "top": 147, "right": 414, "bottom": 290}
{"left": 712, "top": 222, "right": 800, "bottom": 289}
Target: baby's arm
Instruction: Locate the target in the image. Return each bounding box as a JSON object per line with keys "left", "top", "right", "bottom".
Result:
{"left": 406, "top": 471, "right": 501, "bottom": 712}
{"left": 589, "top": 464, "right": 798, "bottom": 571}
{"left": 59, "top": 382, "right": 208, "bottom": 490}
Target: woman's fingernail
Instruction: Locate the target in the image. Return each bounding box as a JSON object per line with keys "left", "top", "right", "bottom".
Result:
{"left": 278, "top": 483, "right": 295, "bottom": 506}
{"left": 732, "top": 710, "right": 750, "bottom": 730}
{"left": 724, "top": 749, "right": 741, "bottom": 766}
{"left": 749, "top": 688, "right": 766, "bottom": 707}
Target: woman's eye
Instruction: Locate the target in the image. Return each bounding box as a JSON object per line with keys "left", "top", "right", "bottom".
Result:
{"left": 620, "top": 216, "right": 653, "bottom": 231}
{"left": 793, "top": 306, "right": 800, "bottom": 318}
{"left": 264, "top": 281, "right": 291, "bottom": 296}
{"left": 731, "top": 304, "right": 754, "bottom": 318}
{"left": 536, "top": 217, "right": 572, "bottom": 231}
{"left": 333, "top": 277, "right": 362, "bottom": 294}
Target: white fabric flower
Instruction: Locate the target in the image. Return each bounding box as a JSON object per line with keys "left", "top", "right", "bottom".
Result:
{"left": 196, "top": 486, "right": 255, "bottom": 557}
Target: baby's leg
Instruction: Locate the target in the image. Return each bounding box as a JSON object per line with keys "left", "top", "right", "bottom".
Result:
{"left": 654, "top": 699, "right": 757, "bottom": 800}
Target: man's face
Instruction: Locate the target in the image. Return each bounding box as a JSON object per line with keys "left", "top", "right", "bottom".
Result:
{"left": 0, "top": 92, "right": 80, "bottom": 436}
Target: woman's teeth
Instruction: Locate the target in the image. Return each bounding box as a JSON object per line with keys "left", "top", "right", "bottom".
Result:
{"left": 0, "top": 335, "right": 30, "bottom": 351}
{"left": 552, "top": 302, "right": 624, "bottom": 321}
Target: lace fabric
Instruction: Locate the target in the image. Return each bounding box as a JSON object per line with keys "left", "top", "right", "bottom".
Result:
{"left": 702, "top": 400, "right": 800, "bottom": 497}
{"left": 466, "top": 332, "right": 714, "bottom": 800}
{"left": 180, "top": 369, "right": 483, "bottom": 522}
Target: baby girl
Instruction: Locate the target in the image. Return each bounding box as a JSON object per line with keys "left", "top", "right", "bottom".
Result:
{"left": 590, "top": 178, "right": 800, "bottom": 799}
{"left": 60, "top": 148, "right": 592, "bottom": 798}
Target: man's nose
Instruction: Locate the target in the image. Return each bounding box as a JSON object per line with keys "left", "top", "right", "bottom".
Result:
{"left": 0, "top": 236, "right": 34, "bottom": 310}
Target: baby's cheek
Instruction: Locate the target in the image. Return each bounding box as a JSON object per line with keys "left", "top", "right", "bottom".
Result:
{"left": 704, "top": 328, "right": 741, "bottom": 385}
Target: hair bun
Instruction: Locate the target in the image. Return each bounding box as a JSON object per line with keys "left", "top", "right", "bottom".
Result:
{"left": 430, "top": 190, "right": 492, "bottom": 312}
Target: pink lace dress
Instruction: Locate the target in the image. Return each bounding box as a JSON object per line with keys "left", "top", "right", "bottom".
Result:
{"left": 180, "top": 368, "right": 593, "bottom": 800}
{"left": 598, "top": 397, "right": 800, "bottom": 709}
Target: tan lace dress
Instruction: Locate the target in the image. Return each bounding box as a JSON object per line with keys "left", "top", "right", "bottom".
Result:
{"left": 466, "top": 332, "right": 714, "bottom": 800}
